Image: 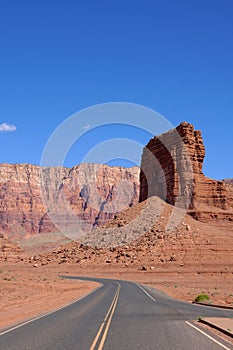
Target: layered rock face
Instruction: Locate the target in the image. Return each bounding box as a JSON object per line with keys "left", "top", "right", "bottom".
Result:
{"left": 1, "top": 122, "right": 232, "bottom": 241}
{"left": 0, "top": 163, "right": 140, "bottom": 237}
{"left": 223, "top": 178, "right": 233, "bottom": 185}
{"left": 140, "top": 122, "right": 233, "bottom": 221}
{"left": 0, "top": 232, "right": 21, "bottom": 261}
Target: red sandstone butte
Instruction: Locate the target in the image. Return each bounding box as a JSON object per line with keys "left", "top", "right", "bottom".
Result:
{"left": 139, "top": 122, "right": 233, "bottom": 222}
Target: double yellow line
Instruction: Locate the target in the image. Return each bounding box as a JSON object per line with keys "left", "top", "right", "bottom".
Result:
{"left": 89, "top": 283, "right": 121, "bottom": 350}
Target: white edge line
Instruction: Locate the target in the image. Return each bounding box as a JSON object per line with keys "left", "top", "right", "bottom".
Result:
{"left": 186, "top": 321, "right": 232, "bottom": 350}
{"left": 136, "top": 284, "right": 232, "bottom": 350}
{"left": 136, "top": 283, "right": 157, "bottom": 302}
{"left": 0, "top": 282, "right": 102, "bottom": 337}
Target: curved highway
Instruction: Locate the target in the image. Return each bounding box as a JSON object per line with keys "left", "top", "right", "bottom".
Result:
{"left": 1, "top": 276, "right": 233, "bottom": 350}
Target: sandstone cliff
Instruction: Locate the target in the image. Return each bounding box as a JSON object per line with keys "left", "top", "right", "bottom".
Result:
{"left": 0, "top": 163, "right": 140, "bottom": 237}
{"left": 1, "top": 122, "right": 233, "bottom": 242}
{"left": 140, "top": 122, "right": 233, "bottom": 221}
{"left": 223, "top": 178, "right": 233, "bottom": 185}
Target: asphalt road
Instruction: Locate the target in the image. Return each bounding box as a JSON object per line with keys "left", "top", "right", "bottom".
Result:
{"left": 1, "top": 276, "right": 233, "bottom": 350}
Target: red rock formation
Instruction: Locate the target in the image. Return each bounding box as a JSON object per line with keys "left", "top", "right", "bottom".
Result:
{"left": 1, "top": 122, "right": 232, "bottom": 241}
{"left": 140, "top": 122, "right": 233, "bottom": 221}
{"left": 0, "top": 232, "right": 21, "bottom": 261}
{"left": 223, "top": 178, "right": 233, "bottom": 185}
{"left": 0, "top": 163, "right": 139, "bottom": 237}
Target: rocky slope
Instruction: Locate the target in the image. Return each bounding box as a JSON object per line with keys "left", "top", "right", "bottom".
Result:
{"left": 140, "top": 122, "right": 233, "bottom": 222}
{"left": 27, "top": 196, "right": 233, "bottom": 276}
{"left": 0, "top": 163, "right": 140, "bottom": 238}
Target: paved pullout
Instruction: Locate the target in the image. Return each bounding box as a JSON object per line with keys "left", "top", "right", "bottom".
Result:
{"left": 1, "top": 276, "right": 233, "bottom": 350}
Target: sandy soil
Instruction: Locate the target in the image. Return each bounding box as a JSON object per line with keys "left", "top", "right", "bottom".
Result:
{"left": 0, "top": 263, "right": 99, "bottom": 330}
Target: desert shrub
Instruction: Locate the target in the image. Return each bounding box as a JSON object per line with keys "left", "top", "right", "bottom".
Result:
{"left": 194, "top": 293, "right": 210, "bottom": 303}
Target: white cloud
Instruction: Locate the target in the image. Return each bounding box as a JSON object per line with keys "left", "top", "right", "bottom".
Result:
{"left": 0, "top": 122, "right": 17, "bottom": 132}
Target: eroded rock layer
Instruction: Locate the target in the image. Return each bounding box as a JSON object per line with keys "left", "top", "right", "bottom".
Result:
{"left": 0, "top": 163, "right": 140, "bottom": 237}
{"left": 0, "top": 232, "right": 21, "bottom": 261}
{"left": 139, "top": 122, "right": 233, "bottom": 221}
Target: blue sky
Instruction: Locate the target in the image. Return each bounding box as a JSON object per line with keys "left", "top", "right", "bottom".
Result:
{"left": 0, "top": 0, "right": 233, "bottom": 179}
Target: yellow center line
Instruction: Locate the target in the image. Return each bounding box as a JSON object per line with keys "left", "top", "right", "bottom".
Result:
{"left": 89, "top": 283, "right": 121, "bottom": 350}
{"left": 97, "top": 287, "right": 120, "bottom": 350}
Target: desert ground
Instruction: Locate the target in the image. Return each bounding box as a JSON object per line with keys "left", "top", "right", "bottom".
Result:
{"left": 1, "top": 214, "right": 233, "bottom": 331}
